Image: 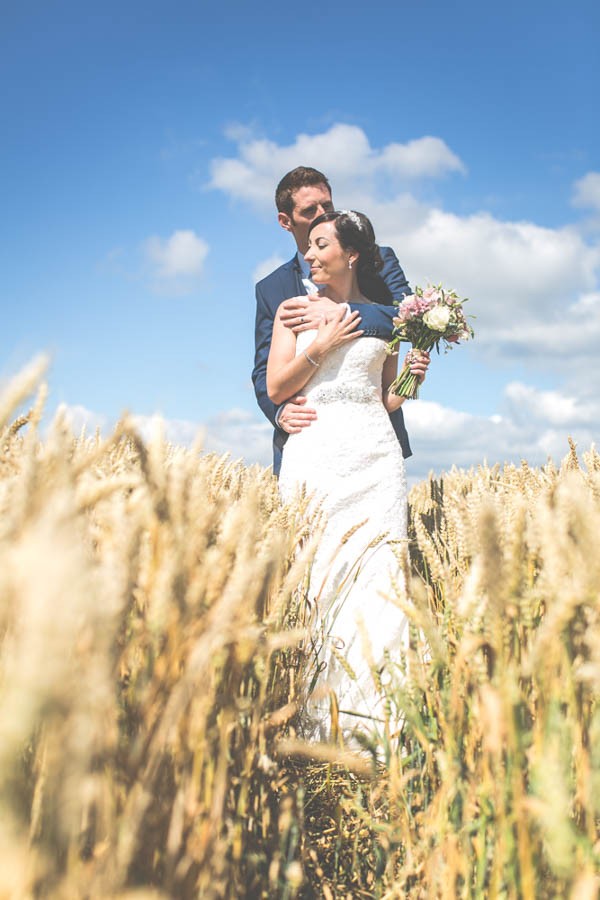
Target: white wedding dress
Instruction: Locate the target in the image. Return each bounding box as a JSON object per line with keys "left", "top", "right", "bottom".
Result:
{"left": 278, "top": 325, "right": 410, "bottom": 743}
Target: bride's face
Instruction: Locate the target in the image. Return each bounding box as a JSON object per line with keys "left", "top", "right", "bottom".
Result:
{"left": 305, "top": 221, "right": 355, "bottom": 284}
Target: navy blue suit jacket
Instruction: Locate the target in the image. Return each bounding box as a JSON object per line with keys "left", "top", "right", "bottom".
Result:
{"left": 253, "top": 246, "right": 413, "bottom": 475}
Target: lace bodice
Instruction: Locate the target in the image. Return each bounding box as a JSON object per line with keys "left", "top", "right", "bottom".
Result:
{"left": 296, "top": 328, "right": 386, "bottom": 406}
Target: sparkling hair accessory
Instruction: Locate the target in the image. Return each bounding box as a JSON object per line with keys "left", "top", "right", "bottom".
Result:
{"left": 339, "top": 209, "right": 363, "bottom": 231}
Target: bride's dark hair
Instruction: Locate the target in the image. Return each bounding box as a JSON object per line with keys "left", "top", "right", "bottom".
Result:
{"left": 308, "top": 210, "right": 392, "bottom": 304}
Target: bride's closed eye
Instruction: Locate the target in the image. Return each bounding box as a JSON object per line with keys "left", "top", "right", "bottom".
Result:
{"left": 306, "top": 238, "right": 328, "bottom": 251}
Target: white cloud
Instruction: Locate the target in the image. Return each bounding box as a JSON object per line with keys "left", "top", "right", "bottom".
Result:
{"left": 378, "top": 136, "right": 466, "bottom": 179}
{"left": 131, "top": 408, "right": 272, "bottom": 469}
{"left": 253, "top": 254, "right": 286, "bottom": 284}
{"left": 402, "top": 399, "right": 512, "bottom": 480}
{"left": 208, "top": 126, "right": 599, "bottom": 370}
{"left": 56, "top": 405, "right": 272, "bottom": 470}
{"left": 371, "top": 206, "right": 600, "bottom": 375}
{"left": 401, "top": 383, "right": 598, "bottom": 483}
{"left": 202, "top": 407, "right": 272, "bottom": 467}
{"left": 55, "top": 388, "right": 596, "bottom": 489}
{"left": 207, "top": 126, "right": 600, "bottom": 474}
{"left": 54, "top": 403, "right": 109, "bottom": 437}
{"left": 209, "top": 124, "right": 465, "bottom": 210}
{"left": 378, "top": 208, "right": 599, "bottom": 320}
{"left": 572, "top": 172, "right": 600, "bottom": 210}
{"left": 182, "top": 385, "right": 597, "bottom": 485}
{"left": 503, "top": 382, "right": 598, "bottom": 427}
{"left": 130, "top": 413, "right": 204, "bottom": 448}
{"left": 489, "top": 292, "right": 600, "bottom": 368}
{"left": 194, "top": 394, "right": 594, "bottom": 484}
{"left": 143, "top": 230, "right": 209, "bottom": 293}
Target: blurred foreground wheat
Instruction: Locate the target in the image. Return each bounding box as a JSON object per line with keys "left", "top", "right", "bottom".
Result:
{"left": 1, "top": 361, "right": 599, "bottom": 898}
{"left": 0, "top": 360, "right": 318, "bottom": 898}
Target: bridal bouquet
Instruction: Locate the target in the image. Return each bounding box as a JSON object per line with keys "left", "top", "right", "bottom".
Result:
{"left": 388, "top": 284, "right": 474, "bottom": 399}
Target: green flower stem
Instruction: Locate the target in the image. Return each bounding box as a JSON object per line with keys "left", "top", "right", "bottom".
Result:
{"left": 389, "top": 337, "right": 438, "bottom": 399}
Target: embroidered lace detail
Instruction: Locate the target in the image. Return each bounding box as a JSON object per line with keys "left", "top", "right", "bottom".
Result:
{"left": 309, "top": 383, "right": 378, "bottom": 404}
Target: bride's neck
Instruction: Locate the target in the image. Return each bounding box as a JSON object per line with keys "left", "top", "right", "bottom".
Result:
{"left": 321, "top": 273, "right": 367, "bottom": 303}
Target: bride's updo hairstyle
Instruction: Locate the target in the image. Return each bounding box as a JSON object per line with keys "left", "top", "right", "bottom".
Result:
{"left": 308, "top": 210, "right": 390, "bottom": 302}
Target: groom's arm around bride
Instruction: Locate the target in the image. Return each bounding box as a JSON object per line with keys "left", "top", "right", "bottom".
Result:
{"left": 252, "top": 166, "right": 414, "bottom": 475}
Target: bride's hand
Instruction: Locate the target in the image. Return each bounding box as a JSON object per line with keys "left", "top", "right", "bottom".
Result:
{"left": 404, "top": 349, "right": 431, "bottom": 383}
{"left": 311, "top": 306, "right": 363, "bottom": 356}
{"left": 280, "top": 294, "right": 341, "bottom": 333}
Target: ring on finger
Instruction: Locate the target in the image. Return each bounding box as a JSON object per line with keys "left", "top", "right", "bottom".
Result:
{"left": 300, "top": 316, "right": 305, "bottom": 323}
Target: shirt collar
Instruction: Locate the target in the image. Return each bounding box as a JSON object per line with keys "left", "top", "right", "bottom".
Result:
{"left": 296, "top": 251, "right": 311, "bottom": 279}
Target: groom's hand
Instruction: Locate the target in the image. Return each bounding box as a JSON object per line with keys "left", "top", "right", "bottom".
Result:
{"left": 280, "top": 295, "right": 343, "bottom": 333}
{"left": 278, "top": 395, "right": 317, "bottom": 434}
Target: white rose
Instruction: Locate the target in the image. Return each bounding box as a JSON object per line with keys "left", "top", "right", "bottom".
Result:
{"left": 423, "top": 305, "right": 451, "bottom": 331}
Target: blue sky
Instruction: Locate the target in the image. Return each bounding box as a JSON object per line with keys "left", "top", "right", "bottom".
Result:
{"left": 3, "top": 0, "right": 599, "bottom": 480}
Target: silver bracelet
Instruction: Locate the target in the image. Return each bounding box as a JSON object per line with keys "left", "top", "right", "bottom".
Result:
{"left": 303, "top": 349, "right": 320, "bottom": 368}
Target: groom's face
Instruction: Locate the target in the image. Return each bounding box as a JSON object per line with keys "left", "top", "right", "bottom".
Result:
{"left": 278, "top": 184, "right": 334, "bottom": 254}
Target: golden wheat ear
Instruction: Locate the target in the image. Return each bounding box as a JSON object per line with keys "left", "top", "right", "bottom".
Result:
{"left": 2, "top": 358, "right": 598, "bottom": 898}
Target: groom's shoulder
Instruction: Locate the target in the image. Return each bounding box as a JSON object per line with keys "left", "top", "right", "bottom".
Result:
{"left": 379, "top": 245, "right": 398, "bottom": 262}
{"left": 256, "top": 256, "right": 296, "bottom": 296}
{"left": 256, "top": 256, "right": 297, "bottom": 294}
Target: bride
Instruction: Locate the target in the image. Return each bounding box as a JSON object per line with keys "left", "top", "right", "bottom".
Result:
{"left": 267, "top": 210, "right": 429, "bottom": 745}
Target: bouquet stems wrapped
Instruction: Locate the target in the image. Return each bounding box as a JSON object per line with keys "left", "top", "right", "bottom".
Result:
{"left": 387, "top": 284, "right": 475, "bottom": 399}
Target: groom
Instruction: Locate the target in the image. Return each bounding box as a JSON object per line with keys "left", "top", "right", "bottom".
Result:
{"left": 253, "top": 165, "right": 414, "bottom": 476}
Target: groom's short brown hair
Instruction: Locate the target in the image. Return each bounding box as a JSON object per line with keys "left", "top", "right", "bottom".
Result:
{"left": 275, "top": 166, "right": 332, "bottom": 216}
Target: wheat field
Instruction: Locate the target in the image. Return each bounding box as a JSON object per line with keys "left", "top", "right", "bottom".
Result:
{"left": 1, "top": 359, "right": 599, "bottom": 899}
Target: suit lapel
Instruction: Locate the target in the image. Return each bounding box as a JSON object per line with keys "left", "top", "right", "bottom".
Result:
{"left": 280, "top": 255, "right": 306, "bottom": 297}
{"left": 292, "top": 257, "right": 307, "bottom": 295}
